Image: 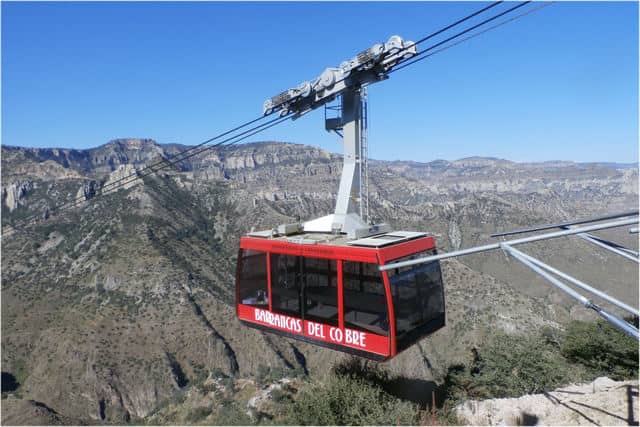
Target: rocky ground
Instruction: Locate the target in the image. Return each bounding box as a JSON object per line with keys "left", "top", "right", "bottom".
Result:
{"left": 456, "top": 377, "right": 639, "bottom": 426}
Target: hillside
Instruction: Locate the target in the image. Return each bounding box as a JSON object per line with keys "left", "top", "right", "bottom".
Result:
{"left": 1, "top": 139, "right": 638, "bottom": 423}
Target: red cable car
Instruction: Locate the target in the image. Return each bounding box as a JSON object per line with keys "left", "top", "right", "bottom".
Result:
{"left": 236, "top": 230, "right": 445, "bottom": 361}
{"left": 236, "top": 40, "right": 446, "bottom": 360}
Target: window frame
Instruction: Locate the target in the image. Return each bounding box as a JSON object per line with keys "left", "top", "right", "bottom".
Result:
{"left": 386, "top": 249, "right": 445, "bottom": 349}
{"left": 341, "top": 260, "right": 391, "bottom": 337}
{"left": 236, "top": 249, "right": 269, "bottom": 308}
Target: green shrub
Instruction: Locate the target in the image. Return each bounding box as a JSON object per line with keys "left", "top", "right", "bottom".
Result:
{"left": 269, "top": 386, "right": 293, "bottom": 404}
{"left": 283, "top": 374, "right": 418, "bottom": 425}
{"left": 256, "top": 365, "right": 304, "bottom": 388}
{"left": 332, "top": 357, "right": 389, "bottom": 387}
{"left": 561, "top": 319, "right": 638, "bottom": 380}
{"left": 211, "top": 399, "right": 253, "bottom": 426}
{"left": 443, "top": 332, "right": 573, "bottom": 400}
{"left": 418, "top": 402, "right": 462, "bottom": 426}
{"left": 184, "top": 406, "right": 211, "bottom": 423}
{"left": 443, "top": 320, "right": 639, "bottom": 402}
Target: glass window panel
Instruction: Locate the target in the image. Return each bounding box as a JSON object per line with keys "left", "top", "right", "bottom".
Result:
{"left": 303, "top": 258, "right": 338, "bottom": 326}
{"left": 270, "top": 253, "right": 301, "bottom": 317}
{"left": 387, "top": 249, "right": 445, "bottom": 338}
{"left": 343, "top": 262, "right": 389, "bottom": 336}
{"left": 238, "top": 250, "right": 268, "bottom": 307}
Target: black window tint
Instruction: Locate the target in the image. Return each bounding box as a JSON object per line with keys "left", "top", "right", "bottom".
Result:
{"left": 388, "top": 252, "right": 444, "bottom": 338}
{"left": 270, "top": 254, "right": 301, "bottom": 317}
{"left": 238, "top": 249, "right": 268, "bottom": 307}
{"left": 303, "top": 258, "right": 338, "bottom": 326}
{"left": 343, "top": 262, "right": 389, "bottom": 336}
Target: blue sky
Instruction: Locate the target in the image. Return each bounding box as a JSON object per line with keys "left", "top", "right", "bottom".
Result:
{"left": 2, "top": 1, "right": 638, "bottom": 163}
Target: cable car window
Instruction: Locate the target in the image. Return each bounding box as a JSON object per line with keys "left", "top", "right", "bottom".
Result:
{"left": 388, "top": 254, "right": 444, "bottom": 346}
{"left": 343, "top": 262, "right": 389, "bottom": 335}
{"left": 303, "top": 258, "right": 338, "bottom": 326}
{"left": 238, "top": 249, "right": 269, "bottom": 307}
{"left": 270, "top": 254, "right": 302, "bottom": 317}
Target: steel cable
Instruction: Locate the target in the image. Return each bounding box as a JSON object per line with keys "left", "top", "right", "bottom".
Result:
{"left": 2, "top": 113, "right": 293, "bottom": 236}
{"left": 390, "top": 1, "right": 552, "bottom": 74}
{"left": 3, "top": 1, "right": 551, "bottom": 236}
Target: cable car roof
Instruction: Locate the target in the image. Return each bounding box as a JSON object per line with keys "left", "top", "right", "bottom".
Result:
{"left": 247, "top": 228, "right": 428, "bottom": 246}
{"left": 241, "top": 229, "right": 436, "bottom": 264}
{"left": 348, "top": 231, "right": 428, "bottom": 248}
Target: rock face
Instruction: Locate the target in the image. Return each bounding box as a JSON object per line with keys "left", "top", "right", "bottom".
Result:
{"left": 456, "top": 377, "right": 639, "bottom": 426}
{"left": 0, "top": 398, "right": 76, "bottom": 425}
{"left": 1, "top": 139, "right": 637, "bottom": 424}
{"left": 103, "top": 164, "right": 141, "bottom": 190}
{"left": 3, "top": 180, "right": 34, "bottom": 211}
{"left": 3, "top": 138, "right": 178, "bottom": 174}
{"left": 76, "top": 180, "right": 97, "bottom": 201}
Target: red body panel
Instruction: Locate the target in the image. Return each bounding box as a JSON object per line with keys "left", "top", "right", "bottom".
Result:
{"left": 376, "top": 236, "right": 436, "bottom": 264}
{"left": 238, "top": 304, "right": 389, "bottom": 356}
{"left": 240, "top": 237, "right": 379, "bottom": 263}
{"left": 381, "top": 271, "right": 397, "bottom": 356}
{"left": 237, "top": 235, "right": 437, "bottom": 359}
{"left": 266, "top": 253, "right": 273, "bottom": 312}
{"left": 337, "top": 260, "right": 345, "bottom": 330}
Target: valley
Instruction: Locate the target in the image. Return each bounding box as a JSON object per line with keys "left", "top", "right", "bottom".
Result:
{"left": 1, "top": 139, "right": 637, "bottom": 423}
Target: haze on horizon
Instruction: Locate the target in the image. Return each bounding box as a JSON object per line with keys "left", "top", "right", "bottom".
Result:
{"left": 2, "top": 1, "right": 638, "bottom": 163}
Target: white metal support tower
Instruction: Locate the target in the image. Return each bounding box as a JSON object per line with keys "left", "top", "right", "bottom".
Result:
{"left": 359, "top": 86, "right": 370, "bottom": 224}
{"left": 263, "top": 34, "right": 417, "bottom": 237}
{"left": 305, "top": 86, "right": 383, "bottom": 237}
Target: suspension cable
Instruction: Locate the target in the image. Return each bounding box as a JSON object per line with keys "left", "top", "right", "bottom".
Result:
{"left": 391, "top": 2, "right": 554, "bottom": 75}
{"left": 412, "top": 1, "right": 504, "bottom": 47}
{"left": 266, "top": 1, "right": 508, "bottom": 114}
{"left": 3, "top": 1, "right": 552, "bottom": 236}
{"left": 2, "top": 113, "right": 293, "bottom": 236}
{"left": 391, "top": 1, "right": 532, "bottom": 73}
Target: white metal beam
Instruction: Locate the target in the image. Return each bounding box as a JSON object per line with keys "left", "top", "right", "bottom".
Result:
{"left": 491, "top": 210, "right": 638, "bottom": 238}
{"left": 573, "top": 231, "right": 639, "bottom": 263}
{"left": 501, "top": 244, "right": 639, "bottom": 340}
{"left": 379, "top": 217, "right": 638, "bottom": 271}
{"left": 503, "top": 246, "right": 639, "bottom": 317}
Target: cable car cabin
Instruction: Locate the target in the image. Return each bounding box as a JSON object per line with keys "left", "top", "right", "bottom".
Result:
{"left": 236, "top": 230, "right": 445, "bottom": 361}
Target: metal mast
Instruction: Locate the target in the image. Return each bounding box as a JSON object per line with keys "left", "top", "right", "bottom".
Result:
{"left": 308, "top": 87, "right": 375, "bottom": 237}
{"left": 265, "top": 34, "right": 417, "bottom": 237}
{"left": 334, "top": 88, "right": 364, "bottom": 229}
{"left": 359, "top": 86, "right": 370, "bottom": 224}
{"left": 263, "top": 36, "right": 418, "bottom": 238}
{"left": 322, "top": 86, "right": 370, "bottom": 233}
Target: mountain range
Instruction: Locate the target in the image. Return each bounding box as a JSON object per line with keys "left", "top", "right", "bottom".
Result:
{"left": 2, "top": 138, "right": 637, "bottom": 423}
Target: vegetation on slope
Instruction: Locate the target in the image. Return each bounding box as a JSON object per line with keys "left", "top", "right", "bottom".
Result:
{"left": 560, "top": 317, "right": 639, "bottom": 380}
{"left": 2, "top": 141, "right": 637, "bottom": 424}
{"left": 282, "top": 360, "right": 418, "bottom": 425}
{"left": 443, "top": 318, "right": 638, "bottom": 403}
{"left": 141, "top": 318, "right": 638, "bottom": 425}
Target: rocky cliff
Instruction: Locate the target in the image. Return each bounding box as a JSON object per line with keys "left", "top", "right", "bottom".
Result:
{"left": 456, "top": 377, "right": 639, "bottom": 425}
{"left": 2, "top": 139, "right": 637, "bottom": 423}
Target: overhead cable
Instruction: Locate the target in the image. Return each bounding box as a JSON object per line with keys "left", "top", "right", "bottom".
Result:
{"left": 390, "top": 1, "right": 537, "bottom": 73}
{"left": 2, "top": 114, "right": 293, "bottom": 236}
{"left": 3, "top": 1, "right": 551, "bottom": 236}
